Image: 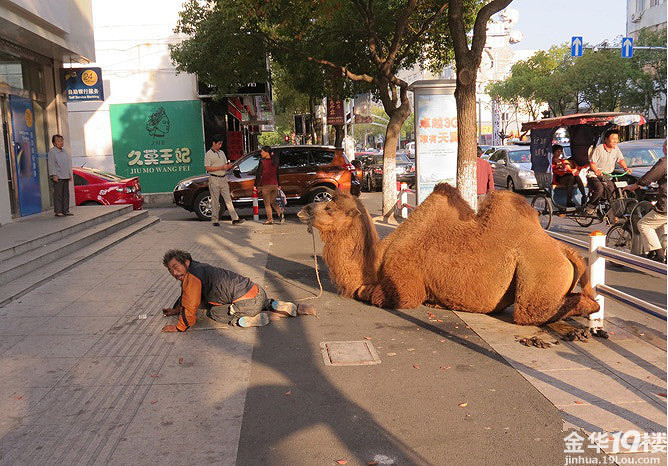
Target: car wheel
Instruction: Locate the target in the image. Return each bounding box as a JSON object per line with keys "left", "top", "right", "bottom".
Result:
{"left": 80, "top": 200, "right": 101, "bottom": 206}
{"left": 308, "top": 186, "right": 335, "bottom": 204}
{"left": 194, "top": 191, "right": 212, "bottom": 220}
{"left": 507, "top": 177, "right": 516, "bottom": 192}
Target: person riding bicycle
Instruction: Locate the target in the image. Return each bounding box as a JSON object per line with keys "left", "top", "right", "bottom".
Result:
{"left": 552, "top": 144, "right": 586, "bottom": 207}
{"left": 624, "top": 140, "right": 667, "bottom": 263}
{"left": 584, "top": 129, "right": 632, "bottom": 216}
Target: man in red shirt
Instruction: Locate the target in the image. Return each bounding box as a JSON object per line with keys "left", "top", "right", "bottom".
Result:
{"left": 477, "top": 146, "right": 495, "bottom": 197}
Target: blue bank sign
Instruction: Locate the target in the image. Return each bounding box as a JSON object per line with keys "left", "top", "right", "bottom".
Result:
{"left": 63, "top": 68, "right": 104, "bottom": 101}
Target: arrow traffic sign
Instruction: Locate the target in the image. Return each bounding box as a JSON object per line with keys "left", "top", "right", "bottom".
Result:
{"left": 571, "top": 36, "right": 583, "bottom": 57}
{"left": 621, "top": 37, "right": 634, "bottom": 58}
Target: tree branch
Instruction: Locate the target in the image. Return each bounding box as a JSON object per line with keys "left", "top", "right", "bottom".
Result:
{"left": 386, "top": 0, "right": 419, "bottom": 67}
{"left": 399, "top": 1, "right": 449, "bottom": 62}
{"left": 305, "top": 56, "right": 375, "bottom": 84}
{"left": 352, "top": 0, "right": 385, "bottom": 67}
{"left": 470, "top": 0, "right": 513, "bottom": 61}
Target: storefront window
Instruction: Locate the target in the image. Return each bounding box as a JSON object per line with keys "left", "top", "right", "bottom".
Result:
{"left": 0, "top": 51, "right": 45, "bottom": 94}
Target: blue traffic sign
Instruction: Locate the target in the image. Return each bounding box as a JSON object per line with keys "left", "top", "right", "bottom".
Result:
{"left": 571, "top": 37, "right": 583, "bottom": 57}
{"left": 621, "top": 37, "right": 634, "bottom": 58}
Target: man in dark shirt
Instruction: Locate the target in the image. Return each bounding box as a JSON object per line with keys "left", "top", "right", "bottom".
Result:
{"left": 624, "top": 140, "right": 667, "bottom": 262}
{"left": 161, "top": 249, "right": 315, "bottom": 331}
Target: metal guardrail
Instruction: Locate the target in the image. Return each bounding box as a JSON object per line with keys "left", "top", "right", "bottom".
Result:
{"left": 548, "top": 230, "right": 667, "bottom": 328}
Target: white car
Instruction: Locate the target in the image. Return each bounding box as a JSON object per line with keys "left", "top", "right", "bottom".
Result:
{"left": 488, "top": 146, "right": 538, "bottom": 191}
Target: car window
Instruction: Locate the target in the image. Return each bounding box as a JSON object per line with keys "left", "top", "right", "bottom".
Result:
{"left": 73, "top": 174, "right": 88, "bottom": 186}
{"left": 236, "top": 153, "right": 261, "bottom": 174}
{"left": 620, "top": 148, "right": 661, "bottom": 167}
{"left": 508, "top": 150, "right": 531, "bottom": 164}
{"left": 310, "top": 150, "right": 335, "bottom": 165}
{"left": 490, "top": 150, "right": 506, "bottom": 162}
{"left": 280, "top": 149, "right": 309, "bottom": 168}
{"left": 396, "top": 153, "right": 410, "bottom": 163}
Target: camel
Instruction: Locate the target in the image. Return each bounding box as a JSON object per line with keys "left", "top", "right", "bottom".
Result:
{"left": 297, "top": 183, "right": 599, "bottom": 325}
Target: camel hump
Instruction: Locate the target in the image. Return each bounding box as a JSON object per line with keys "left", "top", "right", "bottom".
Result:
{"left": 430, "top": 183, "right": 475, "bottom": 218}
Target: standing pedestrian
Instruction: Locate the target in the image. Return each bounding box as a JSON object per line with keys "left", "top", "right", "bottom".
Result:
{"left": 476, "top": 146, "right": 494, "bottom": 199}
{"left": 47, "top": 134, "right": 73, "bottom": 217}
{"left": 205, "top": 135, "right": 244, "bottom": 226}
{"left": 255, "top": 145, "right": 284, "bottom": 225}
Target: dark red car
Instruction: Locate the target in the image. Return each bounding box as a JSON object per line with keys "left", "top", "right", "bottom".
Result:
{"left": 73, "top": 166, "right": 144, "bottom": 210}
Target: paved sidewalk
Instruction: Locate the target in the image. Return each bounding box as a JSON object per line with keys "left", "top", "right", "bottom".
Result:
{"left": 0, "top": 202, "right": 664, "bottom": 465}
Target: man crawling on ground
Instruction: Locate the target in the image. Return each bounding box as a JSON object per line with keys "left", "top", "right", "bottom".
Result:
{"left": 161, "top": 249, "right": 315, "bottom": 332}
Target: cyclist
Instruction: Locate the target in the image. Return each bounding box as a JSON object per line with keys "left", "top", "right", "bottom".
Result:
{"left": 584, "top": 129, "right": 632, "bottom": 215}
{"left": 624, "top": 140, "right": 667, "bottom": 262}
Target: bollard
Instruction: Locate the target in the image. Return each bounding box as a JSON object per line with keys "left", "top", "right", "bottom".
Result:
{"left": 588, "top": 231, "right": 606, "bottom": 331}
{"left": 252, "top": 187, "right": 259, "bottom": 222}
{"left": 400, "top": 182, "right": 408, "bottom": 219}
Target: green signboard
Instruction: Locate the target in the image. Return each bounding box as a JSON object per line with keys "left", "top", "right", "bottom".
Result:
{"left": 110, "top": 100, "right": 205, "bottom": 193}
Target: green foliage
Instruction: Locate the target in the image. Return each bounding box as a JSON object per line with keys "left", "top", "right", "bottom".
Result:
{"left": 487, "top": 35, "right": 666, "bottom": 118}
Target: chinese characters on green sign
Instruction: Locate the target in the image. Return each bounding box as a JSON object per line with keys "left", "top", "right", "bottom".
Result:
{"left": 110, "top": 100, "right": 205, "bottom": 193}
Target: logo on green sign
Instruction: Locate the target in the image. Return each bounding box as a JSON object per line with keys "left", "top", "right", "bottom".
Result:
{"left": 110, "top": 100, "right": 205, "bottom": 193}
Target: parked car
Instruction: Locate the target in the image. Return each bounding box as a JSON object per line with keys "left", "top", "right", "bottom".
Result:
{"left": 72, "top": 167, "right": 143, "bottom": 210}
{"left": 405, "top": 141, "right": 415, "bottom": 160}
{"left": 362, "top": 152, "right": 415, "bottom": 192}
{"left": 615, "top": 138, "right": 665, "bottom": 200}
{"left": 488, "top": 146, "right": 538, "bottom": 191}
{"left": 173, "top": 145, "right": 357, "bottom": 220}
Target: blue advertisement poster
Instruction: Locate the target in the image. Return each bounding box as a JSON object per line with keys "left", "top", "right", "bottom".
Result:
{"left": 9, "top": 95, "right": 41, "bottom": 216}
{"left": 63, "top": 67, "right": 104, "bottom": 101}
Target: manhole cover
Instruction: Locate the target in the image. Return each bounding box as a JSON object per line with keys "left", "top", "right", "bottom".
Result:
{"left": 320, "top": 341, "right": 381, "bottom": 366}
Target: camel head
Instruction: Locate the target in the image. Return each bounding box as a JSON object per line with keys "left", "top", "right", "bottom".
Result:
{"left": 297, "top": 191, "right": 364, "bottom": 234}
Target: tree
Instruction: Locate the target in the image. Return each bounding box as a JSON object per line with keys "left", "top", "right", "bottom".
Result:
{"left": 448, "top": 0, "right": 513, "bottom": 209}
{"left": 173, "top": 0, "right": 511, "bottom": 215}
{"left": 629, "top": 28, "right": 667, "bottom": 119}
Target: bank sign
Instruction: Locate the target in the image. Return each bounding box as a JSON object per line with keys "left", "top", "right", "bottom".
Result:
{"left": 110, "top": 101, "right": 206, "bottom": 193}
{"left": 63, "top": 68, "right": 104, "bottom": 101}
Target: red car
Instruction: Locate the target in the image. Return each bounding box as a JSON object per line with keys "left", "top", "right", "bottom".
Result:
{"left": 72, "top": 167, "right": 144, "bottom": 210}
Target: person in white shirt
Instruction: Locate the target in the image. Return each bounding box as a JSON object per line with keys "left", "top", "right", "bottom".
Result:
{"left": 47, "top": 134, "right": 73, "bottom": 217}
{"left": 204, "top": 135, "right": 244, "bottom": 226}
{"left": 584, "top": 129, "right": 631, "bottom": 215}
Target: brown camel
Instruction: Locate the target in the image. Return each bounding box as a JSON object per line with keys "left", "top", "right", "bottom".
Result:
{"left": 297, "top": 183, "right": 599, "bottom": 325}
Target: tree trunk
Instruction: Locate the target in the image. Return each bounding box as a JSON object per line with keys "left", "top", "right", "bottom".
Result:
{"left": 381, "top": 102, "right": 411, "bottom": 216}
{"left": 334, "top": 125, "right": 343, "bottom": 148}
{"left": 454, "top": 72, "right": 478, "bottom": 211}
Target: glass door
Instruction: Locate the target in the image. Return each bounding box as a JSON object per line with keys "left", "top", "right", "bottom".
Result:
{"left": 0, "top": 95, "right": 18, "bottom": 217}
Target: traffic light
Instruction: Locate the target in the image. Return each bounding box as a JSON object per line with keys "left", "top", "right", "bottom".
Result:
{"left": 294, "top": 114, "right": 304, "bottom": 135}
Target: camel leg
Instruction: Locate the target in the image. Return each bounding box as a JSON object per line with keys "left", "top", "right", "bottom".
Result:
{"left": 356, "top": 275, "right": 425, "bottom": 310}
{"left": 514, "top": 293, "right": 599, "bottom": 326}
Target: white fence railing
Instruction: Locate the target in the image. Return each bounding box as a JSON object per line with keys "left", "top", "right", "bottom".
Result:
{"left": 396, "top": 182, "right": 416, "bottom": 219}
{"left": 549, "top": 230, "right": 667, "bottom": 329}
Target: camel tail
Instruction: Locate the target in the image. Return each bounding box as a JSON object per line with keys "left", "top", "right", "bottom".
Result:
{"left": 561, "top": 244, "right": 596, "bottom": 299}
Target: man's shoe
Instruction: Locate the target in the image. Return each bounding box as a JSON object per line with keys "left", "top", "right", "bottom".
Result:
{"left": 55, "top": 213, "right": 65, "bottom": 217}
{"left": 271, "top": 300, "right": 297, "bottom": 317}
{"left": 279, "top": 213, "right": 285, "bottom": 224}
{"left": 232, "top": 218, "right": 245, "bottom": 225}
{"left": 238, "top": 313, "right": 270, "bottom": 328}
{"left": 64, "top": 212, "right": 74, "bottom": 216}
{"left": 212, "top": 222, "right": 220, "bottom": 226}
{"left": 583, "top": 205, "right": 596, "bottom": 216}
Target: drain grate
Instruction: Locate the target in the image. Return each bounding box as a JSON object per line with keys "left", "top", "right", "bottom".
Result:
{"left": 320, "top": 341, "right": 381, "bottom": 366}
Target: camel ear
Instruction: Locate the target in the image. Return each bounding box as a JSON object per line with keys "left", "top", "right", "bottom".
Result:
{"left": 347, "top": 208, "right": 361, "bottom": 218}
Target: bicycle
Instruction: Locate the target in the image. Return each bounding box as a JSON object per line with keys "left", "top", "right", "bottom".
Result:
{"left": 531, "top": 171, "right": 635, "bottom": 230}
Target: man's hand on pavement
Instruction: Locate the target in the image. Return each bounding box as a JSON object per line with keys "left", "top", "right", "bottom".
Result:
{"left": 162, "top": 307, "right": 179, "bottom": 316}
{"left": 161, "top": 324, "right": 178, "bottom": 333}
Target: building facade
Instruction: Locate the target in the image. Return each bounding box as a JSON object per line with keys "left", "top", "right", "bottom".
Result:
{"left": 66, "top": 0, "right": 269, "bottom": 196}
{"left": 0, "top": 0, "right": 94, "bottom": 225}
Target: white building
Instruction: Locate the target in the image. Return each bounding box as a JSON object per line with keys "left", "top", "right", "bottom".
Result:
{"left": 627, "top": 0, "right": 667, "bottom": 38}
{"left": 66, "top": 0, "right": 268, "bottom": 196}
{"left": 0, "top": 0, "right": 95, "bottom": 225}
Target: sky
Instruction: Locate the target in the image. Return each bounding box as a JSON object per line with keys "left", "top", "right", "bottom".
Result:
{"left": 506, "top": 0, "right": 628, "bottom": 51}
